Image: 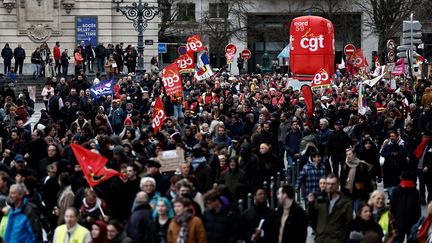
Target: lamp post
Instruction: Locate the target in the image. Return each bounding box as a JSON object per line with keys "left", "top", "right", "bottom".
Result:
{"left": 112, "top": 0, "right": 163, "bottom": 80}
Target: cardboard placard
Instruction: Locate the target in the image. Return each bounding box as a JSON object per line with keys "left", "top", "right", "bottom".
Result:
{"left": 157, "top": 148, "right": 185, "bottom": 172}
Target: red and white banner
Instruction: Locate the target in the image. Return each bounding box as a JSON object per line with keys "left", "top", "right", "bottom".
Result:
{"left": 162, "top": 62, "right": 183, "bottom": 96}
{"left": 177, "top": 50, "right": 195, "bottom": 74}
{"left": 347, "top": 48, "right": 368, "bottom": 68}
{"left": 152, "top": 97, "right": 167, "bottom": 134}
{"left": 186, "top": 35, "right": 205, "bottom": 52}
{"left": 391, "top": 58, "right": 405, "bottom": 76}
{"left": 311, "top": 68, "right": 331, "bottom": 90}
{"left": 225, "top": 43, "right": 237, "bottom": 64}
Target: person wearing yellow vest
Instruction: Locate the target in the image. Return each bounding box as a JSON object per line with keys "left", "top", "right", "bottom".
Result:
{"left": 369, "top": 190, "right": 396, "bottom": 242}
{"left": 53, "top": 207, "right": 91, "bottom": 243}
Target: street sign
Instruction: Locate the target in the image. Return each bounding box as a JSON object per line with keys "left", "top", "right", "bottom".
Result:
{"left": 344, "top": 44, "right": 356, "bottom": 56}
{"left": 397, "top": 45, "right": 416, "bottom": 51}
{"left": 158, "top": 43, "right": 167, "bottom": 54}
{"left": 403, "top": 21, "right": 422, "bottom": 31}
{"left": 241, "top": 49, "right": 252, "bottom": 60}
{"left": 178, "top": 46, "right": 187, "bottom": 56}
{"left": 388, "top": 51, "right": 395, "bottom": 62}
{"left": 387, "top": 39, "right": 396, "bottom": 51}
{"left": 145, "top": 40, "right": 154, "bottom": 45}
{"left": 76, "top": 16, "right": 98, "bottom": 47}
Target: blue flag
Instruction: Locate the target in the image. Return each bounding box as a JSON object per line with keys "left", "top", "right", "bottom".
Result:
{"left": 90, "top": 79, "right": 114, "bottom": 98}
{"left": 277, "top": 44, "right": 290, "bottom": 59}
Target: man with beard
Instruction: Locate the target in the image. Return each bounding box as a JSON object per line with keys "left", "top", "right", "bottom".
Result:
{"left": 240, "top": 187, "right": 276, "bottom": 243}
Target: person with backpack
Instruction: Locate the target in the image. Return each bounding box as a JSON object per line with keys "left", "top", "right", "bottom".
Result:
{"left": 48, "top": 89, "right": 64, "bottom": 122}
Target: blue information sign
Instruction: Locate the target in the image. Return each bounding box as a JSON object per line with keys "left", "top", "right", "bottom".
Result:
{"left": 76, "top": 16, "right": 98, "bottom": 47}
{"left": 158, "top": 43, "right": 167, "bottom": 54}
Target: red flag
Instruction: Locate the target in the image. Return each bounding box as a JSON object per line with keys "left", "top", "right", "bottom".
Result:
{"left": 177, "top": 50, "right": 195, "bottom": 74}
{"left": 311, "top": 68, "right": 331, "bottom": 91}
{"left": 71, "top": 144, "right": 123, "bottom": 187}
{"left": 348, "top": 48, "right": 368, "bottom": 68}
{"left": 301, "top": 85, "right": 314, "bottom": 117}
{"left": 152, "top": 97, "right": 167, "bottom": 134}
{"left": 186, "top": 35, "right": 205, "bottom": 52}
{"left": 162, "top": 62, "right": 183, "bottom": 96}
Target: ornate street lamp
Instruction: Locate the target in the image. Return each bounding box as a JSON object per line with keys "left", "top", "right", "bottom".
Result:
{"left": 112, "top": 0, "right": 164, "bottom": 80}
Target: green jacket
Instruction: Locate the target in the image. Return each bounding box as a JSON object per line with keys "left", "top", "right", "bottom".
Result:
{"left": 311, "top": 193, "right": 353, "bottom": 243}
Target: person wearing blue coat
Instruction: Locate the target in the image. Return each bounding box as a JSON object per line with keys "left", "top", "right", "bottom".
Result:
{"left": 4, "top": 183, "right": 42, "bottom": 243}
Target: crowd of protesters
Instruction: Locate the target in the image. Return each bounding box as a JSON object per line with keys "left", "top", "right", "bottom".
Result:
{"left": 0, "top": 40, "right": 431, "bottom": 243}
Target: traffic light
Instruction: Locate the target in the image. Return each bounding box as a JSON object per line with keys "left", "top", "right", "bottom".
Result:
{"left": 396, "top": 14, "right": 422, "bottom": 77}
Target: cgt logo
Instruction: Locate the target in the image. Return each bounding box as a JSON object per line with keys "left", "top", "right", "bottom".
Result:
{"left": 163, "top": 70, "right": 180, "bottom": 88}
{"left": 313, "top": 69, "right": 329, "bottom": 85}
{"left": 187, "top": 39, "right": 203, "bottom": 52}
{"left": 300, "top": 29, "right": 324, "bottom": 52}
{"left": 177, "top": 57, "right": 193, "bottom": 69}
{"left": 152, "top": 109, "right": 165, "bottom": 127}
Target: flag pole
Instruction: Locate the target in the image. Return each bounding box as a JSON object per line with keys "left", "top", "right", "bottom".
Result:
{"left": 90, "top": 187, "right": 107, "bottom": 218}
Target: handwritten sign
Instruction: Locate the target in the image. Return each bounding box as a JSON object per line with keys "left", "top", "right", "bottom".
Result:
{"left": 157, "top": 148, "right": 185, "bottom": 172}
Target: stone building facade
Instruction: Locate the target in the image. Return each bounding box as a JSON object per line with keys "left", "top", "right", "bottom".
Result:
{"left": 0, "top": 0, "right": 160, "bottom": 74}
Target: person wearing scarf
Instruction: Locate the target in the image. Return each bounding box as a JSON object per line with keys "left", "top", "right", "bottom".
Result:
{"left": 390, "top": 171, "right": 421, "bottom": 243}
{"left": 167, "top": 197, "right": 206, "bottom": 243}
{"left": 79, "top": 188, "right": 109, "bottom": 228}
{"left": 340, "top": 148, "right": 372, "bottom": 212}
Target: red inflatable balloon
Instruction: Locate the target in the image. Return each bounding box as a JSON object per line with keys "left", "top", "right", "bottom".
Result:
{"left": 289, "top": 16, "right": 335, "bottom": 80}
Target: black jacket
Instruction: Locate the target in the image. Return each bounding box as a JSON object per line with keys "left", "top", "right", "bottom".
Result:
{"left": 344, "top": 217, "right": 383, "bottom": 243}
{"left": 240, "top": 203, "right": 276, "bottom": 243}
{"left": 202, "top": 202, "right": 239, "bottom": 243}
{"left": 390, "top": 183, "right": 421, "bottom": 232}
{"left": 274, "top": 202, "right": 308, "bottom": 243}
{"left": 13, "top": 47, "right": 26, "bottom": 60}
{"left": 1, "top": 47, "right": 13, "bottom": 61}
{"left": 126, "top": 204, "right": 154, "bottom": 243}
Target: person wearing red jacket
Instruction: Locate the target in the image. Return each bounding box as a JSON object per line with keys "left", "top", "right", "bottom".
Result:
{"left": 53, "top": 41, "right": 61, "bottom": 75}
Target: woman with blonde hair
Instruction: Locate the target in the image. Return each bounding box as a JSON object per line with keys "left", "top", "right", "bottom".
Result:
{"left": 368, "top": 189, "right": 395, "bottom": 242}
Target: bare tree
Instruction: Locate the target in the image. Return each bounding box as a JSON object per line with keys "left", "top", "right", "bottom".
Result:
{"left": 158, "top": 0, "right": 187, "bottom": 41}
{"left": 356, "top": 0, "right": 422, "bottom": 55}
{"left": 200, "top": 0, "right": 250, "bottom": 67}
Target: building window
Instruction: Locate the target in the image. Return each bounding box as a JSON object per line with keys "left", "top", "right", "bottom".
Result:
{"left": 177, "top": 3, "right": 195, "bottom": 21}
{"left": 209, "top": 3, "right": 228, "bottom": 19}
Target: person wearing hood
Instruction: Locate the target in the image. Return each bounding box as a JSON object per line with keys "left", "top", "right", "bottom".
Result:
{"left": 1, "top": 43, "right": 12, "bottom": 74}
{"left": 344, "top": 203, "right": 383, "bottom": 243}
{"left": 202, "top": 189, "right": 239, "bottom": 243}
{"left": 190, "top": 144, "right": 213, "bottom": 193}
{"left": 238, "top": 142, "right": 259, "bottom": 189}
{"left": 340, "top": 148, "right": 372, "bottom": 211}
{"left": 125, "top": 191, "right": 154, "bottom": 243}
{"left": 107, "top": 220, "right": 132, "bottom": 243}
{"left": 91, "top": 220, "right": 109, "bottom": 243}
{"left": 239, "top": 187, "right": 276, "bottom": 243}
{"left": 326, "top": 119, "right": 350, "bottom": 175}
{"left": 258, "top": 143, "right": 282, "bottom": 185}
{"left": 390, "top": 171, "right": 421, "bottom": 243}
{"left": 220, "top": 156, "right": 247, "bottom": 203}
